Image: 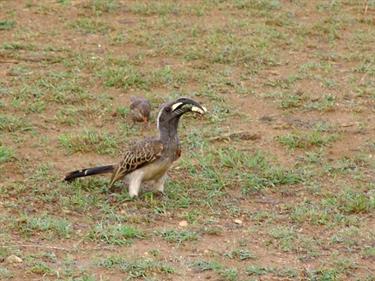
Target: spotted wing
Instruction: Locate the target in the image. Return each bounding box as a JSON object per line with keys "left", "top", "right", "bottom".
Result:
{"left": 108, "top": 138, "right": 164, "bottom": 189}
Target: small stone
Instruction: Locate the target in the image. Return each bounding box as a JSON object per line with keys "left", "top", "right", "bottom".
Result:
{"left": 5, "top": 255, "right": 23, "bottom": 264}
{"left": 179, "top": 220, "right": 188, "bottom": 227}
{"left": 341, "top": 123, "right": 354, "bottom": 127}
{"left": 234, "top": 219, "right": 243, "bottom": 225}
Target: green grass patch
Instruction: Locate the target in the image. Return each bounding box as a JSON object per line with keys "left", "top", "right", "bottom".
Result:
{"left": 0, "top": 267, "right": 13, "bottom": 279}
{"left": 0, "top": 20, "right": 16, "bottom": 30}
{"left": 115, "top": 106, "right": 130, "bottom": 119}
{"left": 98, "top": 256, "right": 174, "bottom": 278}
{"left": 362, "top": 247, "right": 375, "bottom": 258}
{"left": 16, "top": 214, "right": 72, "bottom": 238}
{"left": 276, "top": 131, "right": 337, "bottom": 149}
{"left": 246, "top": 265, "right": 297, "bottom": 278}
{"left": 0, "top": 145, "right": 14, "bottom": 164}
{"left": 128, "top": 2, "right": 181, "bottom": 16}
{"left": 30, "top": 261, "right": 54, "bottom": 275}
{"left": 305, "top": 94, "right": 336, "bottom": 112}
{"left": 88, "top": 0, "right": 119, "bottom": 14}
{"left": 225, "top": 248, "right": 256, "bottom": 261}
{"left": 190, "top": 260, "right": 238, "bottom": 281}
{"left": 70, "top": 18, "right": 112, "bottom": 34}
{"left": 217, "top": 148, "right": 303, "bottom": 193}
{"left": 180, "top": 147, "right": 304, "bottom": 199}
{"left": 0, "top": 115, "right": 31, "bottom": 132}
{"left": 1, "top": 42, "right": 35, "bottom": 51}
{"left": 291, "top": 189, "right": 374, "bottom": 227}
{"left": 89, "top": 223, "right": 144, "bottom": 245}
{"left": 159, "top": 229, "right": 198, "bottom": 245}
{"left": 98, "top": 65, "right": 148, "bottom": 90}
{"left": 268, "top": 226, "right": 297, "bottom": 252}
{"left": 305, "top": 268, "right": 339, "bottom": 281}
{"left": 58, "top": 130, "right": 118, "bottom": 155}
{"left": 337, "top": 190, "right": 374, "bottom": 214}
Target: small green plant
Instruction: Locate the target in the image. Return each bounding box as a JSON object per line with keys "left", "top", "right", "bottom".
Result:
{"left": 246, "top": 265, "right": 297, "bottom": 278}
{"left": 268, "top": 226, "right": 297, "bottom": 252}
{"left": 99, "top": 256, "right": 174, "bottom": 278}
{"left": 190, "top": 260, "right": 238, "bottom": 281}
{"left": 276, "top": 131, "right": 337, "bottom": 149}
{"left": 338, "top": 190, "right": 374, "bottom": 214}
{"left": 57, "top": 0, "right": 71, "bottom": 5}
{"left": 90, "top": 0, "right": 119, "bottom": 13}
{"left": 159, "top": 229, "right": 198, "bottom": 245}
{"left": 128, "top": 2, "right": 180, "bottom": 16}
{"left": 1, "top": 42, "right": 35, "bottom": 51}
{"left": 17, "top": 215, "right": 72, "bottom": 238}
{"left": 331, "top": 226, "right": 361, "bottom": 248}
{"left": 246, "top": 265, "right": 272, "bottom": 276}
{"left": 362, "top": 247, "right": 375, "bottom": 258}
{"left": 225, "top": 249, "right": 256, "bottom": 261}
{"left": 115, "top": 106, "right": 130, "bottom": 118}
{"left": 98, "top": 65, "right": 148, "bottom": 90}
{"left": 0, "top": 20, "right": 16, "bottom": 30}
{"left": 89, "top": 223, "right": 144, "bottom": 245}
{"left": 30, "top": 262, "right": 53, "bottom": 275}
{"left": 305, "top": 94, "right": 336, "bottom": 112}
{"left": 190, "top": 260, "right": 222, "bottom": 272}
{"left": 291, "top": 201, "right": 331, "bottom": 225}
{"left": 0, "top": 267, "right": 13, "bottom": 279}
{"left": 280, "top": 93, "right": 305, "bottom": 109}
{"left": 0, "top": 115, "right": 31, "bottom": 132}
{"left": 70, "top": 18, "right": 111, "bottom": 34}
{"left": 305, "top": 268, "right": 339, "bottom": 281}
{"left": 219, "top": 267, "right": 238, "bottom": 281}
{"left": 0, "top": 145, "right": 14, "bottom": 164}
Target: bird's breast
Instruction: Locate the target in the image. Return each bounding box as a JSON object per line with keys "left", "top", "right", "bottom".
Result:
{"left": 138, "top": 158, "right": 172, "bottom": 181}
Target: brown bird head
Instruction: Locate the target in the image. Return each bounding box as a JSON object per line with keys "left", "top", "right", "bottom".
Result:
{"left": 130, "top": 96, "right": 151, "bottom": 123}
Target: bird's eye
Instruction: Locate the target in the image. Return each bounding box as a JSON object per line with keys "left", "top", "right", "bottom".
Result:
{"left": 165, "top": 107, "right": 171, "bottom": 113}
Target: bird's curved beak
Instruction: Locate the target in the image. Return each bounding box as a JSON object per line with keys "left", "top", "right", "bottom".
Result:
{"left": 171, "top": 98, "right": 207, "bottom": 116}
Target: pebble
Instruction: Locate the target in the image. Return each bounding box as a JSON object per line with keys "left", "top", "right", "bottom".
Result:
{"left": 179, "top": 220, "right": 188, "bottom": 227}
{"left": 5, "top": 255, "right": 23, "bottom": 264}
{"left": 234, "top": 219, "right": 243, "bottom": 225}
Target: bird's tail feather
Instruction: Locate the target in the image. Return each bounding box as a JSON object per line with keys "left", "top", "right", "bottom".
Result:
{"left": 64, "top": 165, "right": 114, "bottom": 181}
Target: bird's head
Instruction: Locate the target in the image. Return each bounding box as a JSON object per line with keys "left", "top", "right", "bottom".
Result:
{"left": 157, "top": 97, "right": 207, "bottom": 132}
{"left": 130, "top": 96, "right": 151, "bottom": 123}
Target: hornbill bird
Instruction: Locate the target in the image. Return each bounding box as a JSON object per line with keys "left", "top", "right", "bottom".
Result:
{"left": 64, "top": 97, "right": 207, "bottom": 197}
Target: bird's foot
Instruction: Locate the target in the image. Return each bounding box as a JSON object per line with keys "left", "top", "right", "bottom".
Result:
{"left": 154, "top": 190, "right": 166, "bottom": 199}
{"left": 107, "top": 193, "right": 119, "bottom": 204}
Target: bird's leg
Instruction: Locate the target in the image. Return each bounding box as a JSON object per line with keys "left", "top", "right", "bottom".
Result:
{"left": 154, "top": 175, "right": 167, "bottom": 194}
{"left": 128, "top": 171, "right": 143, "bottom": 198}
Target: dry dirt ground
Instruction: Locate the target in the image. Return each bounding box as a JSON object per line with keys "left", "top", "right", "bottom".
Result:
{"left": 0, "top": 0, "right": 374, "bottom": 280}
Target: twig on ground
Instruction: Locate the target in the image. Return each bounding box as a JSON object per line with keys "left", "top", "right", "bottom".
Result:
{"left": 363, "top": 0, "right": 368, "bottom": 16}
{"left": 209, "top": 131, "right": 261, "bottom": 142}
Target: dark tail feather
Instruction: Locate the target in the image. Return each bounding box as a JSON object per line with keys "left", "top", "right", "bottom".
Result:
{"left": 64, "top": 165, "right": 114, "bottom": 182}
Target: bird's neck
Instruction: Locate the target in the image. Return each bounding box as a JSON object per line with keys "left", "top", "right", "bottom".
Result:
{"left": 159, "top": 120, "right": 179, "bottom": 146}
